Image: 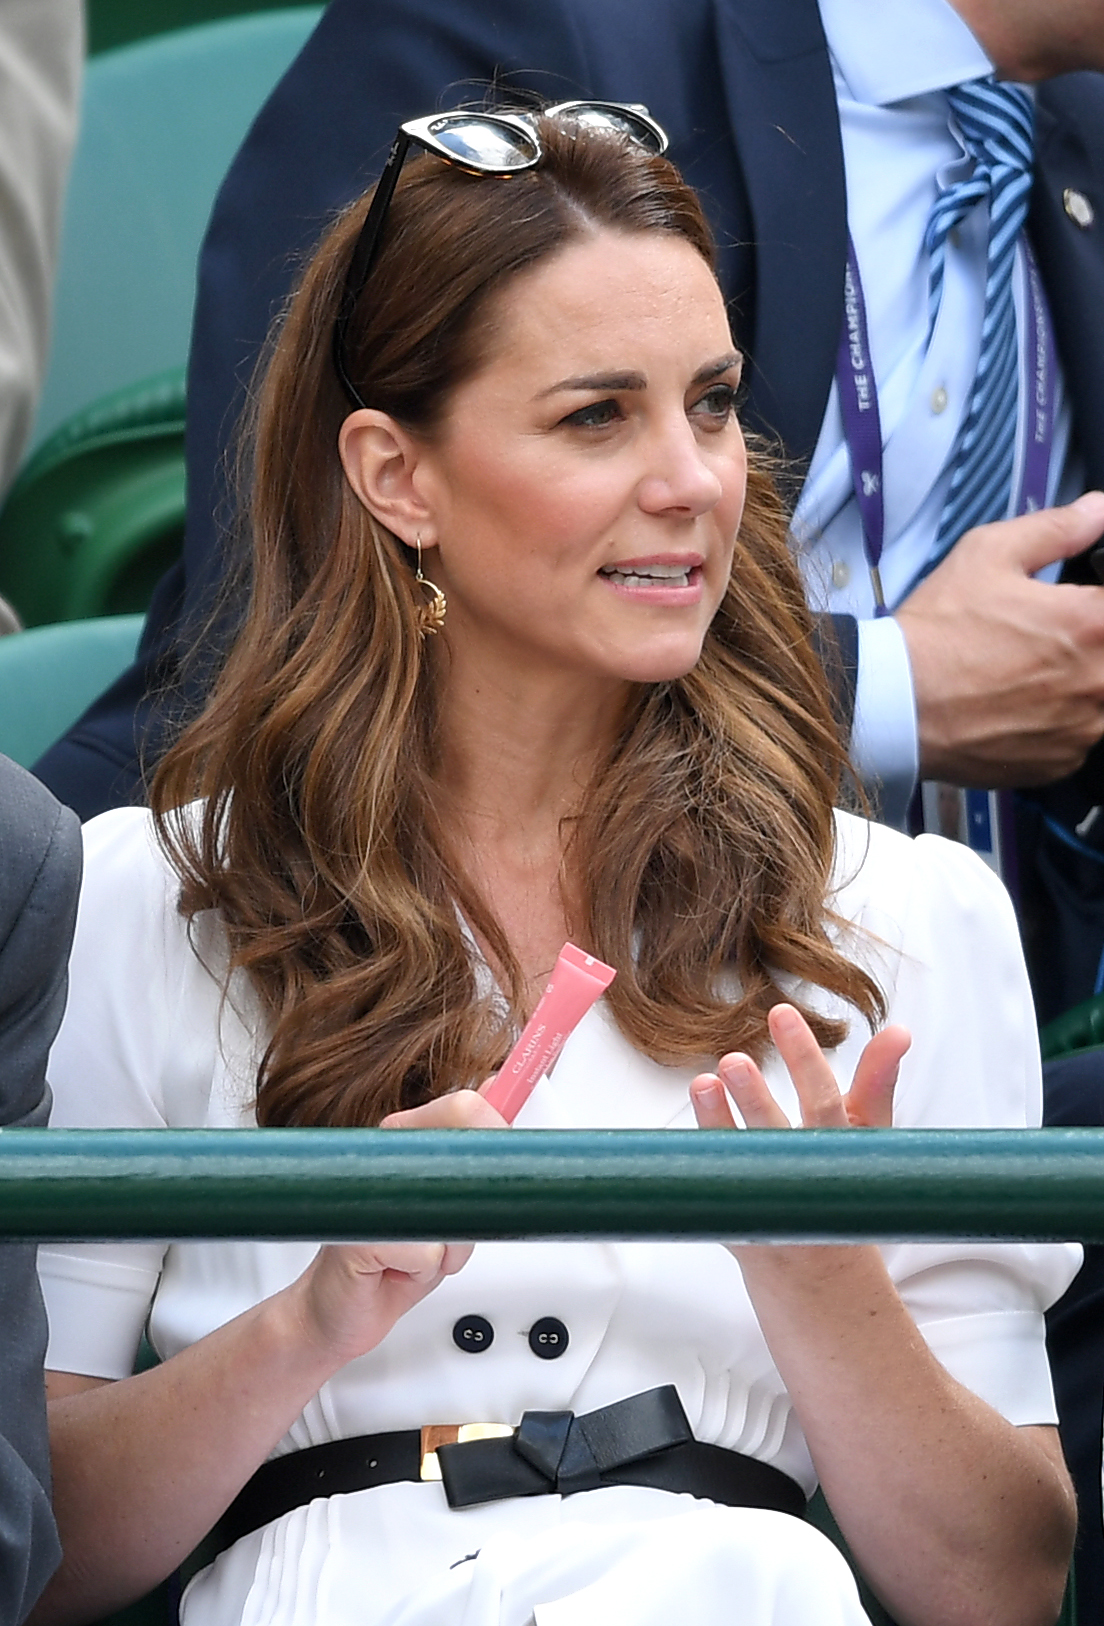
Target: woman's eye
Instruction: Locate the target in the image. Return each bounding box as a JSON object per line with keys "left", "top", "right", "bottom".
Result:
{"left": 691, "top": 383, "right": 739, "bottom": 426}
{"left": 561, "top": 398, "right": 622, "bottom": 429}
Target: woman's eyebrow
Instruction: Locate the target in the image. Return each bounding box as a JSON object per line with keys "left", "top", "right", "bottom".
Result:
{"left": 538, "top": 370, "right": 647, "bottom": 397}
{"left": 693, "top": 352, "right": 743, "bottom": 384}
{"left": 539, "top": 353, "right": 743, "bottom": 399}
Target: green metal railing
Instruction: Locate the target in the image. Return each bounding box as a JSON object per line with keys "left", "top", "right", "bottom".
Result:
{"left": 3, "top": 1127, "right": 1104, "bottom": 1241}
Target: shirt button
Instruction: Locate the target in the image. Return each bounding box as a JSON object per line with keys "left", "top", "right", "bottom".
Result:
{"left": 830, "top": 559, "right": 850, "bottom": 590}
{"left": 528, "top": 1317, "right": 569, "bottom": 1359}
{"left": 452, "top": 1315, "right": 494, "bottom": 1353}
{"left": 1064, "top": 188, "right": 1095, "bottom": 229}
{"left": 930, "top": 386, "right": 949, "bottom": 415}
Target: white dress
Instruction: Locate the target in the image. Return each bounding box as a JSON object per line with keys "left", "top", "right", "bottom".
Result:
{"left": 40, "top": 806, "right": 1080, "bottom": 1626}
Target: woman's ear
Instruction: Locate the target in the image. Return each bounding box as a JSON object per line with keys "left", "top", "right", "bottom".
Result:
{"left": 338, "top": 409, "right": 434, "bottom": 545}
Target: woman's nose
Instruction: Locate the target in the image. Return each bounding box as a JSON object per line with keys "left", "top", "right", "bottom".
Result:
{"left": 636, "top": 421, "right": 724, "bottom": 517}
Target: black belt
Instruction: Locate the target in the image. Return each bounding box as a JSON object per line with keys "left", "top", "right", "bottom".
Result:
{"left": 213, "top": 1386, "right": 806, "bottom": 1555}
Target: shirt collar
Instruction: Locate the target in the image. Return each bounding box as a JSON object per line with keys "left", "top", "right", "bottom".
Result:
{"left": 818, "top": 0, "right": 993, "bottom": 105}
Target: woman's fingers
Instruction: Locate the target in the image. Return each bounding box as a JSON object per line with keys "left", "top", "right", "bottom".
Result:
{"left": 321, "top": 1241, "right": 465, "bottom": 1296}
{"left": 693, "top": 1053, "right": 791, "bottom": 1130}
{"left": 694, "top": 1006, "right": 913, "bottom": 1134}
{"left": 381, "top": 1088, "right": 507, "bottom": 1130}
{"left": 766, "top": 1003, "right": 850, "bottom": 1127}
{"left": 439, "top": 1242, "right": 475, "bottom": 1277}
{"left": 300, "top": 1239, "right": 475, "bottom": 1362}
{"left": 689, "top": 1071, "right": 738, "bottom": 1128}
{"left": 380, "top": 1239, "right": 473, "bottom": 1288}
{"left": 845, "top": 1024, "right": 912, "bottom": 1128}
{"left": 341, "top": 1240, "right": 471, "bottom": 1283}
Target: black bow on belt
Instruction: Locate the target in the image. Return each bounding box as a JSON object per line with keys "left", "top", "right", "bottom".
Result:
{"left": 437, "top": 1385, "right": 694, "bottom": 1508}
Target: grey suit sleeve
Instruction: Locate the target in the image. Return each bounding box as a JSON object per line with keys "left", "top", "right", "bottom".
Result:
{"left": 0, "top": 754, "right": 81, "bottom": 1623}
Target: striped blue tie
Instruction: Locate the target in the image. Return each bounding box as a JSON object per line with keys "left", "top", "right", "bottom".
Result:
{"left": 928, "top": 78, "right": 1035, "bottom": 563}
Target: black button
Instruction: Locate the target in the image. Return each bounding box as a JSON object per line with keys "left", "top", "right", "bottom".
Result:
{"left": 528, "top": 1316, "right": 569, "bottom": 1359}
{"left": 452, "top": 1314, "right": 494, "bottom": 1353}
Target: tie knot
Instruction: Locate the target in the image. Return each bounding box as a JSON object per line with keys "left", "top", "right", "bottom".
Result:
{"left": 945, "top": 78, "right": 1034, "bottom": 180}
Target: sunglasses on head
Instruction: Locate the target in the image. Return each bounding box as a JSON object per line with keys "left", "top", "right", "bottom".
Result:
{"left": 332, "top": 100, "right": 670, "bottom": 410}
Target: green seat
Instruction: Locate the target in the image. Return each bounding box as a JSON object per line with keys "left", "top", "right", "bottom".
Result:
{"left": 0, "top": 9, "right": 322, "bottom": 627}
{"left": 88, "top": 0, "right": 309, "bottom": 56}
{"left": 0, "top": 615, "right": 144, "bottom": 767}
{"left": 0, "top": 371, "right": 184, "bottom": 626}
{"left": 30, "top": 8, "right": 323, "bottom": 453}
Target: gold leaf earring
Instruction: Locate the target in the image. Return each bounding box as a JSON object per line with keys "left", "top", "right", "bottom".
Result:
{"left": 413, "top": 533, "right": 447, "bottom": 636}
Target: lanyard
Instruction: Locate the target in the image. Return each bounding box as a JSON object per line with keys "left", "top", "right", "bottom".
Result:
{"left": 1019, "top": 243, "right": 1058, "bottom": 516}
{"left": 834, "top": 233, "right": 1057, "bottom": 612}
{"left": 836, "top": 237, "right": 888, "bottom": 612}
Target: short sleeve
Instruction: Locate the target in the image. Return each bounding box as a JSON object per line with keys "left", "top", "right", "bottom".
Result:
{"left": 836, "top": 823, "right": 1081, "bottom": 1426}
{"left": 40, "top": 807, "right": 225, "bottom": 1379}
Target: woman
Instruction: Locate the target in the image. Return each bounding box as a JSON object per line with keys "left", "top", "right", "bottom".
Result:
{"left": 35, "top": 106, "right": 1077, "bottom": 1626}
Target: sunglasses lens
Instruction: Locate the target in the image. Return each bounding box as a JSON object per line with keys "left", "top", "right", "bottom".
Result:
{"left": 553, "top": 104, "right": 667, "bottom": 154}
{"left": 426, "top": 115, "right": 539, "bottom": 171}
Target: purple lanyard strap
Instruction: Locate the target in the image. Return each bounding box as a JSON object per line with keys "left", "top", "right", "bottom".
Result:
{"left": 836, "top": 236, "right": 888, "bottom": 613}
{"left": 835, "top": 233, "right": 1056, "bottom": 610}
{"left": 1020, "top": 242, "right": 1057, "bottom": 516}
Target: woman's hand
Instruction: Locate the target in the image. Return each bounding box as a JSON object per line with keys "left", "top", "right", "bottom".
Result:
{"left": 293, "top": 1240, "right": 472, "bottom": 1368}
{"left": 293, "top": 1087, "right": 507, "bottom": 1365}
{"left": 686, "top": 1004, "right": 1074, "bottom": 1626}
{"left": 689, "top": 1002, "right": 911, "bottom": 1132}
{"left": 33, "top": 1084, "right": 512, "bottom": 1625}
{"left": 686, "top": 1002, "right": 909, "bottom": 1280}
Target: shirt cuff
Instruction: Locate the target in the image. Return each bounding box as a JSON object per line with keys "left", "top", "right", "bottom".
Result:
{"left": 850, "top": 616, "right": 919, "bottom": 828}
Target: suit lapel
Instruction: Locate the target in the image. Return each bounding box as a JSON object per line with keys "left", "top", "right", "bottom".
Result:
{"left": 1031, "top": 75, "right": 1104, "bottom": 497}
{"left": 712, "top": 0, "right": 847, "bottom": 466}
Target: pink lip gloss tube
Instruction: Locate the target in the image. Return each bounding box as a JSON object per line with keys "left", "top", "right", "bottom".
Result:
{"left": 483, "top": 942, "right": 616, "bottom": 1124}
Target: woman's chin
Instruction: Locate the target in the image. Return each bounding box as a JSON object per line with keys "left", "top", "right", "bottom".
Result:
{"left": 611, "top": 641, "right": 709, "bottom": 686}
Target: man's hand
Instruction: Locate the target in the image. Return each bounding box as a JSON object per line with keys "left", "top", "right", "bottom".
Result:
{"left": 895, "top": 492, "right": 1104, "bottom": 785}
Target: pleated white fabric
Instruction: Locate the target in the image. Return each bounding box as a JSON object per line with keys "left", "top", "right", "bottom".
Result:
{"left": 190, "top": 1484, "right": 868, "bottom": 1626}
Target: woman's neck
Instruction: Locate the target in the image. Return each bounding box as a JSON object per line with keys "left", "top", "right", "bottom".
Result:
{"left": 436, "top": 651, "right": 629, "bottom": 834}
{"left": 434, "top": 652, "right": 631, "bottom": 996}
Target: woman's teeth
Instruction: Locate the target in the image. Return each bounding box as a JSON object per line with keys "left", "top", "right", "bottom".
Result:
{"left": 601, "top": 564, "right": 692, "bottom": 587}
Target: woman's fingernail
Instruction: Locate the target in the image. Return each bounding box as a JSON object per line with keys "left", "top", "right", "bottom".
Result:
{"left": 694, "top": 1079, "right": 723, "bottom": 1105}
{"left": 718, "top": 1053, "right": 751, "bottom": 1086}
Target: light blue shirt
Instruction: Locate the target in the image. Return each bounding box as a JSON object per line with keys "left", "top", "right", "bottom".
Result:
{"left": 795, "top": 0, "right": 1078, "bottom": 824}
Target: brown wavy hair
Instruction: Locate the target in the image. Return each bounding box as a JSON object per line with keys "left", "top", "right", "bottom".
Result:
{"left": 151, "top": 114, "right": 885, "bottom": 1127}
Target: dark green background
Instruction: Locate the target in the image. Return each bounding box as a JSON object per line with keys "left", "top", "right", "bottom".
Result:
{"left": 88, "top": 0, "right": 309, "bottom": 55}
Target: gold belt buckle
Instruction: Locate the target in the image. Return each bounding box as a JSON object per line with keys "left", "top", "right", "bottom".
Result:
{"left": 420, "top": 1422, "right": 515, "bottom": 1481}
